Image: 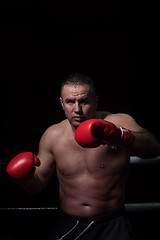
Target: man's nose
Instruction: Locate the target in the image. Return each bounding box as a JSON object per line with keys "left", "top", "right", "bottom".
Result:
{"left": 74, "top": 102, "right": 82, "bottom": 113}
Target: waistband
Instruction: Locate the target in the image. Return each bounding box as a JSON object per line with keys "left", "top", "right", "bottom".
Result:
{"left": 57, "top": 207, "right": 126, "bottom": 224}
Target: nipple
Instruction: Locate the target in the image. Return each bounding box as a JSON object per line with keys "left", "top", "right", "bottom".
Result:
{"left": 100, "top": 164, "right": 105, "bottom": 169}
{"left": 59, "top": 169, "right": 64, "bottom": 175}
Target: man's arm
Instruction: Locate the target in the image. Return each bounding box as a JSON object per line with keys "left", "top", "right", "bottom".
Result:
{"left": 7, "top": 127, "right": 55, "bottom": 195}
{"left": 106, "top": 113, "right": 160, "bottom": 158}
{"left": 24, "top": 127, "right": 55, "bottom": 195}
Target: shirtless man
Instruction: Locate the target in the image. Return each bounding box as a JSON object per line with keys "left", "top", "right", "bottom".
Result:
{"left": 7, "top": 74, "right": 160, "bottom": 239}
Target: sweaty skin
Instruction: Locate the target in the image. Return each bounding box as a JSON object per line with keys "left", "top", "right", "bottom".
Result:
{"left": 25, "top": 84, "right": 160, "bottom": 217}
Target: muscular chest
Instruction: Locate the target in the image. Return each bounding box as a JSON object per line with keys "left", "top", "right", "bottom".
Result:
{"left": 53, "top": 138, "right": 129, "bottom": 176}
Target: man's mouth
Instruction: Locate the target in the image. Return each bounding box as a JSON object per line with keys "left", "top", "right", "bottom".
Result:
{"left": 73, "top": 116, "right": 84, "bottom": 122}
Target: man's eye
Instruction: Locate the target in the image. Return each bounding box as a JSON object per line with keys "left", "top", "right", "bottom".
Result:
{"left": 66, "top": 100, "right": 74, "bottom": 104}
{"left": 80, "top": 100, "right": 89, "bottom": 104}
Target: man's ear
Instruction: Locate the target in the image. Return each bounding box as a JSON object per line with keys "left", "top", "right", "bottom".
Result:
{"left": 59, "top": 97, "right": 64, "bottom": 110}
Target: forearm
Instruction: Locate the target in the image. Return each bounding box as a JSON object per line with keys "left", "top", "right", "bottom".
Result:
{"left": 22, "top": 161, "right": 55, "bottom": 195}
{"left": 128, "top": 130, "right": 160, "bottom": 158}
{"left": 22, "top": 173, "right": 47, "bottom": 195}
{"left": 13, "top": 172, "right": 46, "bottom": 195}
{"left": 74, "top": 117, "right": 160, "bottom": 158}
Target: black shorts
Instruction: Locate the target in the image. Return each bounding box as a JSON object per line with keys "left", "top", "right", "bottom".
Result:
{"left": 47, "top": 208, "right": 133, "bottom": 240}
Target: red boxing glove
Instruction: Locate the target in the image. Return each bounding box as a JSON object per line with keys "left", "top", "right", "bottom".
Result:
{"left": 75, "top": 119, "right": 133, "bottom": 148}
{"left": 6, "top": 152, "right": 40, "bottom": 180}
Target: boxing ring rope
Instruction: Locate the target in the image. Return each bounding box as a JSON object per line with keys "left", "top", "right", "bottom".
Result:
{"left": 0, "top": 156, "right": 160, "bottom": 168}
{"left": 0, "top": 203, "right": 160, "bottom": 214}
{"left": 1, "top": 156, "right": 160, "bottom": 214}
{"left": 0, "top": 156, "right": 160, "bottom": 166}
{"left": 130, "top": 156, "right": 160, "bottom": 164}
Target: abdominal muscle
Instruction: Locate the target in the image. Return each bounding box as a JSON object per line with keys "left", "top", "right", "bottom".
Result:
{"left": 57, "top": 172, "right": 125, "bottom": 217}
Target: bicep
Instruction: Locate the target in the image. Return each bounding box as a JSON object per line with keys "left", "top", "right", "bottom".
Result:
{"left": 36, "top": 131, "right": 56, "bottom": 186}
{"left": 105, "top": 113, "right": 145, "bottom": 133}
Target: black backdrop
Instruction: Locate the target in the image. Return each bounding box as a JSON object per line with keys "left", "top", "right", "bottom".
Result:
{"left": 0, "top": 1, "right": 159, "bottom": 163}
{"left": 1, "top": 4, "right": 160, "bottom": 239}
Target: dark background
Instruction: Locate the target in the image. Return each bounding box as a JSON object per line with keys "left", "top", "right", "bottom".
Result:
{"left": 0, "top": 1, "right": 159, "bottom": 162}
{"left": 0, "top": 1, "right": 160, "bottom": 239}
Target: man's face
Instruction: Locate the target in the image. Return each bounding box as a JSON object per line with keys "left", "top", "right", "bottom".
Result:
{"left": 60, "top": 84, "right": 98, "bottom": 129}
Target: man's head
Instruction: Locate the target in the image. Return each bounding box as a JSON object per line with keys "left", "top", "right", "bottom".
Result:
{"left": 60, "top": 74, "right": 98, "bottom": 129}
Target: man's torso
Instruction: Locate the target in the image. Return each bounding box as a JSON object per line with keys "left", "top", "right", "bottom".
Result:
{"left": 49, "top": 112, "right": 130, "bottom": 217}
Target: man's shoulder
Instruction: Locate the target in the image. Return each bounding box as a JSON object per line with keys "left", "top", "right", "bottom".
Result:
{"left": 105, "top": 113, "right": 138, "bottom": 129}
{"left": 45, "top": 119, "right": 68, "bottom": 135}
{"left": 96, "top": 111, "right": 112, "bottom": 119}
{"left": 105, "top": 113, "right": 132, "bottom": 121}
{"left": 41, "top": 119, "right": 68, "bottom": 141}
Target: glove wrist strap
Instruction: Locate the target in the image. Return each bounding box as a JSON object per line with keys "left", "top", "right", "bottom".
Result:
{"left": 119, "top": 127, "right": 134, "bottom": 146}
